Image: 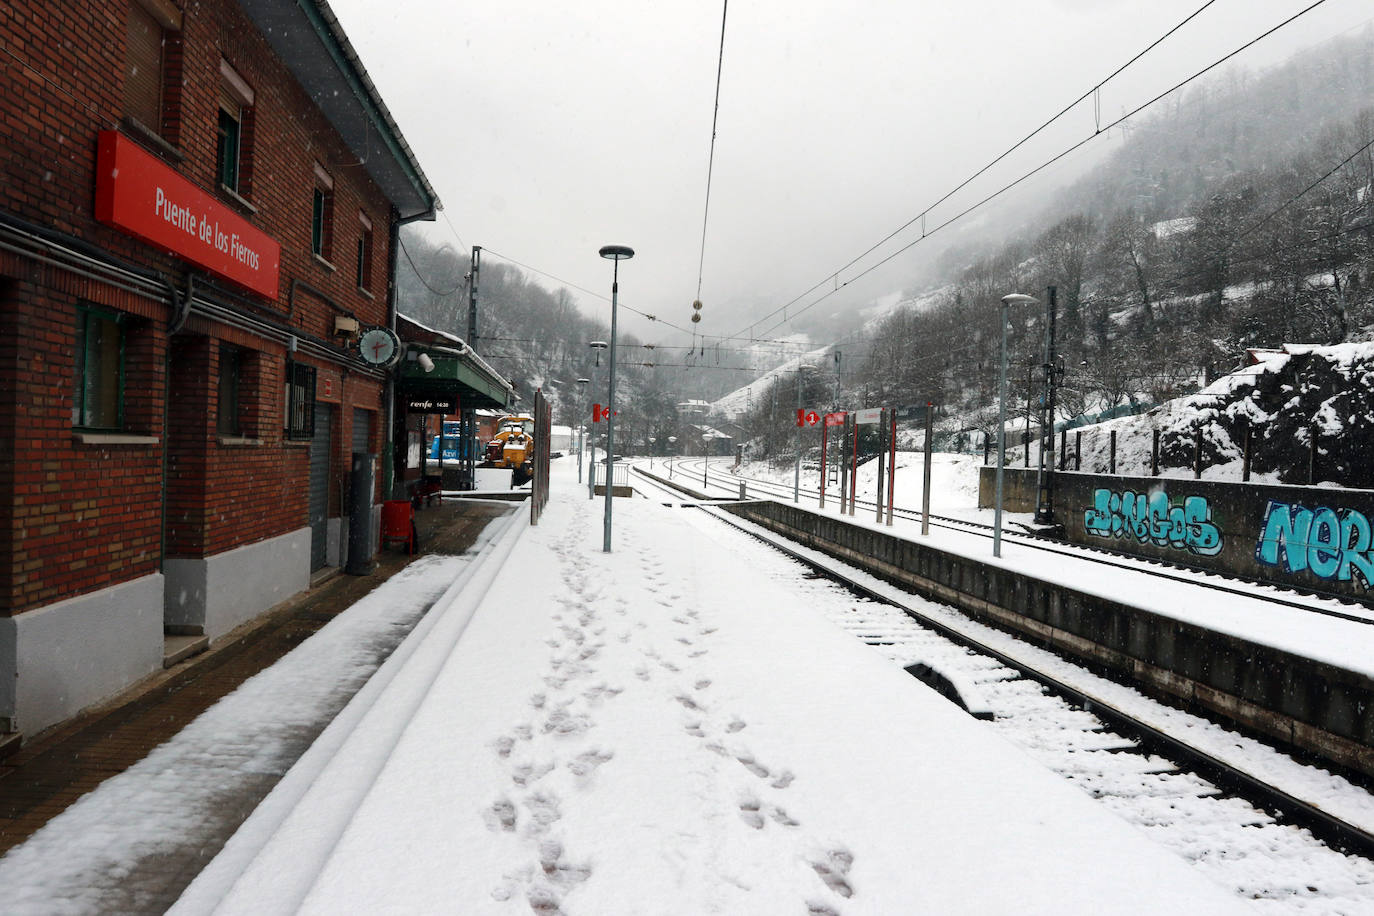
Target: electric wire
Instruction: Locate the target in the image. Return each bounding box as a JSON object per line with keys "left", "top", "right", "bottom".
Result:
{"left": 398, "top": 234, "right": 468, "bottom": 297}
{"left": 694, "top": 0, "right": 730, "bottom": 308}
{"left": 1233, "top": 134, "right": 1374, "bottom": 244}
{"left": 724, "top": 0, "right": 1227, "bottom": 346}
{"left": 743, "top": 0, "right": 1334, "bottom": 344}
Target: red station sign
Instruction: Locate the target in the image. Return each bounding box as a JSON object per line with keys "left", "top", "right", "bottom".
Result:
{"left": 94, "top": 131, "right": 281, "bottom": 299}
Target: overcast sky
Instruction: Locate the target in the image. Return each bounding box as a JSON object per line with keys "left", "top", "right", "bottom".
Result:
{"left": 328, "top": 0, "right": 1373, "bottom": 349}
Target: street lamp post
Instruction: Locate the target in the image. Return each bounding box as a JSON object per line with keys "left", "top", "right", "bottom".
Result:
{"left": 649, "top": 437, "right": 656, "bottom": 468}
{"left": 995, "top": 293, "right": 1038, "bottom": 558}
{"left": 598, "top": 245, "right": 634, "bottom": 552}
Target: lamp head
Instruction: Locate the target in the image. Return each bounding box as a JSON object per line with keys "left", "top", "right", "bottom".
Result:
{"left": 599, "top": 245, "right": 635, "bottom": 261}
{"left": 1000, "top": 293, "right": 1038, "bottom": 307}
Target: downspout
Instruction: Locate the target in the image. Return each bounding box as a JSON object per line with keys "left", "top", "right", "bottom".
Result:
{"left": 384, "top": 206, "right": 435, "bottom": 498}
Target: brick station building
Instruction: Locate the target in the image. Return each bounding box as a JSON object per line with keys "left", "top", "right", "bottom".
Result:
{"left": 0, "top": 0, "right": 440, "bottom": 739}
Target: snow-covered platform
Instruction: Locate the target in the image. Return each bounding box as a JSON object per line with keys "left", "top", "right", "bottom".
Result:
{"left": 172, "top": 462, "right": 1244, "bottom": 915}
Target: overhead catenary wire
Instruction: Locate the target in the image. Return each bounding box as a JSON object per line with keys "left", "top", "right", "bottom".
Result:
{"left": 480, "top": 247, "right": 697, "bottom": 337}
{"left": 723, "top": 0, "right": 1225, "bottom": 346}
{"left": 398, "top": 234, "right": 468, "bottom": 297}
{"left": 694, "top": 0, "right": 730, "bottom": 308}
{"left": 740, "top": 0, "right": 1334, "bottom": 345}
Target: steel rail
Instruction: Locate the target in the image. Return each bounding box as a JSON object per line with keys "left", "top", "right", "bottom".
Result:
{"left": 635, "top": 464, "right": 1374, "bottom": 861}
{"left": 665, "top": 459, "right": 1374, "bottom": 625}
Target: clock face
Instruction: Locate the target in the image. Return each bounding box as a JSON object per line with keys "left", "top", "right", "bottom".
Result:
{"left": 359, "top": 327, "right": 400, "bottom": 366}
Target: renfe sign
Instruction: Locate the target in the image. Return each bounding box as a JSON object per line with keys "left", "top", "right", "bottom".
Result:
{"left": 94, "top": 131, "right": 281, "bottom": 299}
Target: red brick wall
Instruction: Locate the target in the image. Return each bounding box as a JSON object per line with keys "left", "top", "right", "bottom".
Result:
{"left": 1, "top": 0, "right": 408, "bottom": 609}
{"left": 0, "top": 270, "right": 165, "bottom": 614}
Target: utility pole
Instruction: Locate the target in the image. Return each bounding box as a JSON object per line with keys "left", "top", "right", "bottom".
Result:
{"left": 1034, "top": 285, "right": 1059, "bottom": 526}
{"left": 462, "top": 246, "right": 481, "bottom": 491}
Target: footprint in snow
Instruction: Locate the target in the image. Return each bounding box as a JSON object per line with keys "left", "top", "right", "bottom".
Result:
{"left": 486, "top": 798, "right": 517, "bottom": 832}
{"left": 768, "top": 805, "right": 800, "bottom": 827}
{"left": 523, "top": 792, "right": 562, "bottom": 833}
{"left": 811, "top": 848, "right": 855, "bottom": 899}
{"left": 539, "top": 838, "right": 592, "bottom": 887}
{"left": 542, "top": 708, "right": 592, "bottom": 737}
{"left": 567, "top": 748, "right": 614, "bottom": 777}
{"left": 736, "top": 754, "right": 769, "bottom": 779}
{"left": 738, "top": 795, "right": 765, "bottom": 830}
{"left": 513, "top": 761, "right": 554, "bottom": 787}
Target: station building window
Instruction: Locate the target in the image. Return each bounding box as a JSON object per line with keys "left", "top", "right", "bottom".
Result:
{"left": 73, "top": 305, "right": 125, "bottom": 430}
{"left": 217, "top": 345, "right": 244, "bottom": 436}
{"left": 216, "top": 60, "right": 256, "bottom": 197}
{"left": 124, "top": 0, "right": 183, "bottom": 145}
{"left": 311, "top": 163, "right": 335, "bottom": 264}
{"left": 355, "top": 211, "right": 373, "bottom": 292}
{"left": 285, "top": 361, "right": 316, "bottom": 440}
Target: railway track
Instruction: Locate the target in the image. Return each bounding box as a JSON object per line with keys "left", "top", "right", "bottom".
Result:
{"left": 632, "top": 468, "right": 1374, "bottom": 912}
{"left": 658, "top": 457, "right": 1374, "bottom": 627}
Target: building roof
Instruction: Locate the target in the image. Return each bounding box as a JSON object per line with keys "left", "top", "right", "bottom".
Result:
{"left": 237, "top": 0, "right": 440, "bottom": 220}
{"left": 395, "top": 313, "right": 517, "bottom": 411}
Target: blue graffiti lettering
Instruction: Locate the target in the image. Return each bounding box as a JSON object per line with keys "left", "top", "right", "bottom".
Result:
{"left": 1084, "top": 488, "right": 1223, "bottom": 557}
{"left": 1256, "top": 501, "right": 1374, "bottom": 588}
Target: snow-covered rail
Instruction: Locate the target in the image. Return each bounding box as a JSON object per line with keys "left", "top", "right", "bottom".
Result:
{"left": 630, "top": 469, "right": 1374, "bottom": 911}
{"left": 658, "top": 458, "right": 1374, "bottom": 627}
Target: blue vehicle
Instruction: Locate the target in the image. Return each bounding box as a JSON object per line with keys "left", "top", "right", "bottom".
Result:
{"left": 429, "top": 433, "right": 467, "bottom": 463}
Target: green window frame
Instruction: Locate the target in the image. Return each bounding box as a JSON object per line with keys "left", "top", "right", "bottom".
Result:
{"left": 216, "top": 106, "right": 241, "bottom": 191}
{"left": 312, "top": 187, "right": 334, "bottom": 260}
{"left": 73, "top": 306, "right": 125, "bottom": 430}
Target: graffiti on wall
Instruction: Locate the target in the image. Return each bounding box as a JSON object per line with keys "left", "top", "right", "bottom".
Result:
{"left": 1255, "top": 500, "right": 1374, "bottom": 587}
{"left": 1084, "top": 488, "right": 1223, "bottom": 556}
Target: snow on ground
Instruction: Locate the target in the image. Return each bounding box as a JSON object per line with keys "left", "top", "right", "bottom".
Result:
{"left": 0, "top": 530, "right": 518, "bottom": 914}
{"left": 0, "top": 455, "right": 1368, "bottom": 913}
{"left": 173, "top": 462, "right": 1245, "bottom": 915}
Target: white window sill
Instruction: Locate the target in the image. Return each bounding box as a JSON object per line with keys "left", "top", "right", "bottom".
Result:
{"left": 217, "top": 435, "right": 264, "bottom": 447}
{"left": 313, "top": 254, "right": 336, "bottom": 272}
{"left": 73, "top": 432, "right": 160, "bottom": 446}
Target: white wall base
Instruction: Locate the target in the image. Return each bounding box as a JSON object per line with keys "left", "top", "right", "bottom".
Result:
{"left": 0, "top": 573, "right": 164, "bottom": 735}
{"left": 164, "top": 527, "right": 312, "bottom": 640}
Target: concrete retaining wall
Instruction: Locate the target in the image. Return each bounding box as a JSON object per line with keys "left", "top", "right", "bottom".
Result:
{"left": 164, "top": 527, "right": 311, "bottom": 640}
{"left": 979, "top": 466, "right": 1374, "bottom": 604}
{"left": 0, "top": 573, "right": 164, "bottom": 735}
{"left": 725, "top": 499, "right": 1374, "bottom": 779}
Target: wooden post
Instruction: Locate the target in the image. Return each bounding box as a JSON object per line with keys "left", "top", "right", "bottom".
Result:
{"left": 1074, "top": 431, "right": 1082, "bottom": 471}
{"left": 1151, "top": 429, "right": 1159, "bottom": 477}
{"left": 1109, "top": 430, "right": 1117, "bottom": 475}
{"left": 1059, "top": 429, "right": 1067, "bottom": 471}
{"left": 1194, "top": 427, "right": 1204, "bottom": 479}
